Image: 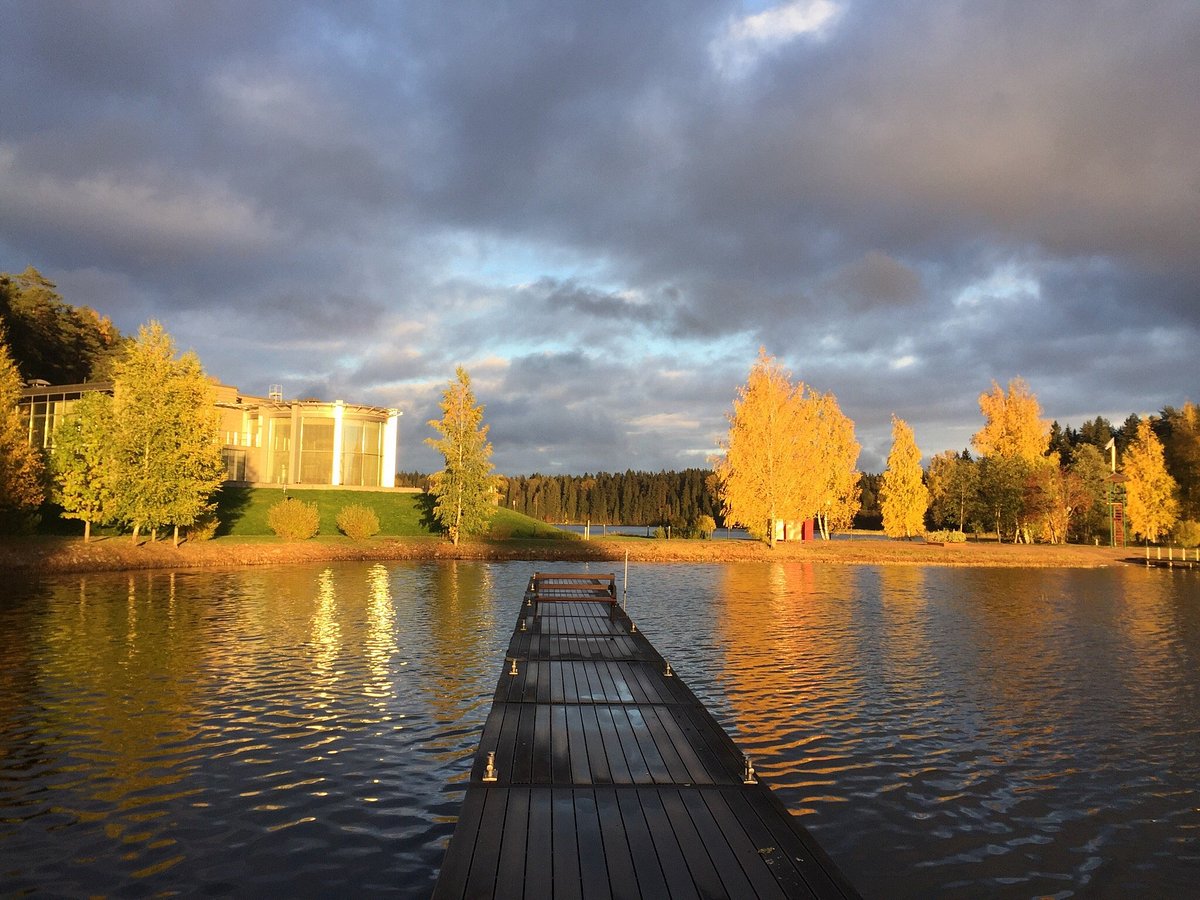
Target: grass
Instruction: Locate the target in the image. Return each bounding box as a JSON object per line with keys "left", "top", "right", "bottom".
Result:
{"left": 212, "top": 486, "right": 575, "bottom": 540}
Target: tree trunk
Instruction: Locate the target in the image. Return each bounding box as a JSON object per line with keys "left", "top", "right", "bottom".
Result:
{"left": 173, "top": 524, "right": 181, "bottom": 547}
{"left": 84, "top": 520, "right": 91, "bottom": 543}
{"left": 132, "top": 522, "right": 141, "bottom": 544}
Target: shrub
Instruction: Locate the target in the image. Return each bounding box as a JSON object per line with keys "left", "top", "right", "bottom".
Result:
{"left": 189, "top": 514, "right": 219, "bottom": 541}
{"left": 926, "top": 529, "right": 967, "bottom": 543}
{"left": 653, "top": 526, "right": 667, "bottom": 540}
{"left": 336, "top": 504, "right": 380, "bottom": 541}
{"left": 267, "top": 498, "right": 320, "bottom": 540}
{"left": 1172, "top": 520, "right": 1200, "bottom": 548}
{"left": 695, "top": 514, "right": 717, "bottom": 540}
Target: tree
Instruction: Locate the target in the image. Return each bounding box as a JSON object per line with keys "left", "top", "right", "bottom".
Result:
{"left": 0, "top": 324, "right": 45, "bottom": 531}
{"left": 426, "top": 366, "right": 496, "bottom": 545}
{"left": 0, "top": 267, "right": 124, "bottom": 383}
{"left": 813, "top": 392, "right": 862, "bottom": 538}
{"left": 927, "top": 450, "right": 977, "bottom": 532}
{"left": 50, "top": 391, "right": 116, "bottom": 541}
{"left": 977, "top": 455, "right": 1028, "bottom": 542}
{"left": 1123, "top": 419, "right": 1179, "bottom": 543}
{"left": 109, "top": 322, "right": 225, "bottom": 544}
{"left": 1068, "top": 443, "right": 1110, "bottom": 543}
{"left": 880, "top": 415, "right": 928, "bottom": 538}
{"left": 1158, "top": 403, "right": 1200, "bottom": 521}
{"left": 713, "top": 349, "right": 819, "bottom": 547}
{"left": 972, "top": 377, "right": 1049, "bottom": 462}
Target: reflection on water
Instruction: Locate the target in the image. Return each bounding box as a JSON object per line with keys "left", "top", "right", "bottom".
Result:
{"left": 1, "top": 561, "right": 1198, "bottom": 897}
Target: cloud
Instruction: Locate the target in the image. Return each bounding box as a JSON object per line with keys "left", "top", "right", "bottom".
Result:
{"left": 0, "top": 144, "right": 278, "bottom": 262}
{"left": 711, "top": 1, "right": 842, "bottom": 77}
{"left": 2, "top": 0, "right": 1198, "bottom": 481}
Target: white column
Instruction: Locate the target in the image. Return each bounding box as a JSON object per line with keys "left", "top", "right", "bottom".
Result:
{"left": 332, "top": 401, "right": 344, "bottom": 486}
{"left": 382, "top": 410, "right": 400, "bottom": 488}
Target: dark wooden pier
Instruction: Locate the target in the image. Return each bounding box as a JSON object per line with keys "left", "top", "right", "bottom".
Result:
{"left": 433, "top": 572, "right": 859, "bottom": 899}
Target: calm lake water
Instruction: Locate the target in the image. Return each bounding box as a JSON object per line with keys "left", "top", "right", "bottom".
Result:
{"left": 1, "top": 561, "right": 1198, "bottom": 898}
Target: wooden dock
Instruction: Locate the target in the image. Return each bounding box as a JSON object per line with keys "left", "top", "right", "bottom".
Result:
{"left": 433, "top": 572, "right": 859, "bottom": 899}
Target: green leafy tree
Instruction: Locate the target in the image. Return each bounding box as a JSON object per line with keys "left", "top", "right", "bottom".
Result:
{"left": 50, "top": 391, "right": 116, "bottom": 541}
{"left": 110, "top": 322, "right": 225, "bottom": 545}
{"left": 1124, "top": 419, "right": 1179, "bottom": 543}
{"left": 880, "top": 415, "right": 928, "bottom": 538}
{"left": 0, "top": 324, "right": 45, "bottom": 531}
{"left": 1158, "top": 403, "right": 1200, "bottom": 521}
{"left": 1068, "top": 444, "right": 1109, "bottom": 543}
{"left": 426, "top": 366, "right": 496, "bottom": 545}
{"left": 927, "top": 450, "right": 977, "bottom": 532}
{"left": 977, "top": 455, "right": 1029, "bottom": 542}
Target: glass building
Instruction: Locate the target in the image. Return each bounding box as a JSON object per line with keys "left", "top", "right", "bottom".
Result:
{"left": 18, "top": 381, "right": 401, "bottom": 489}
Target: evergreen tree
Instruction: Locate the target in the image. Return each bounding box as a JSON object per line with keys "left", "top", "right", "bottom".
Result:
{"left": 426, "top": 366, "right": 496, "bottom": 545}
{"left": 110, "top": 322, "right": 224, "bottom": 544}
{"left": 0, "top": 324, "right": 45, "bottom": 531}
{"left": 0, "top": 267, "right": 124, "bottom": 382}
{"left": 1123, "top": 419, "right": 1179, "bottom": 543}
{"left": 880, "top": 415, "right": 928, "bottom": 538}
{"left": 50, "top": 391, "right": 116, "bottom": 541}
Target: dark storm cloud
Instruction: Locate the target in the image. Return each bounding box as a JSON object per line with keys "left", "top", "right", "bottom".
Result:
{"left": 2, "top": 0, "right": 1197, "bottom": 475}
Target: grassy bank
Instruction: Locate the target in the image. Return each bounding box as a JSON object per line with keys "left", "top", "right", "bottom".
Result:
{"left": 0, "top": 529, "right": 1134, "bottom": 575}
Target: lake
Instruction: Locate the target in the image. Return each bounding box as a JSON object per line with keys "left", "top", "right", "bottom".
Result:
{"left": 1, "top": 560, "right": 1197, "bottom": 897}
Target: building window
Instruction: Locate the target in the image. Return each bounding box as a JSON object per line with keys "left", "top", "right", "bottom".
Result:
{"left": 299, "top": 416, "right": 335, "bottom": 484}
{"left": 267, "top": 418, "right": 291, "bottom": 484}
{"left": 341, "top": 419, "right": 383, "bottom": 487}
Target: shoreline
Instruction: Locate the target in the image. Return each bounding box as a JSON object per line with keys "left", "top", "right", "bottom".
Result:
{"left": 0, "top": 534, "right": 1138, "bottom": 575}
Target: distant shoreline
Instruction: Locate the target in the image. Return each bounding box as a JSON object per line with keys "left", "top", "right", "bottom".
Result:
{"left": 0, "top": 533, "right": 1136, "bottom": 576}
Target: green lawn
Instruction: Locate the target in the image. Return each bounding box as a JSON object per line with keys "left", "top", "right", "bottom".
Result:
{"left": 213, "top": 486, "right": 575, "bottom": 540}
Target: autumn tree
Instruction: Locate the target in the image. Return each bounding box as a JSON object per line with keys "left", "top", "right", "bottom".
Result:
{"left": 880, "top": 415, "right": 928, "bottom": 538}
{"left": 109, "top": 322, "right": 225, "bottom": 544}
{"left": 1123, "top": 419, "right": 1179, "bottom": 543}
{"left": 0, "top": 324, "right": 45, "bottom": 531}
{"left": 426, "top": 366, "right": 496, "bottom": 545}
{"left": 813, "top": 393, "right": 862, "bottom": 538}
{"left": 972, "top": 377, "right": 1049, "bottom": 462}
{"left": 51, "top": 391, "right": 116, "bottom": 541}
{"left": 714, "top": 350, "right": 818, "bottom": 547}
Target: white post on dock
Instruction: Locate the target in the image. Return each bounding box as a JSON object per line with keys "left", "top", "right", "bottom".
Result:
{"left": 623, "top": 550, "right": 629, "bottom": 610}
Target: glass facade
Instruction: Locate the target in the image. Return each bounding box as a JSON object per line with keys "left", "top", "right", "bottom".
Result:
{"left": 299, "top": 416, "right": 336, "bottom": 484}
{"left": 340, "top": 419, "right": 383, "bottom": 487}
{"left": 267, "top": 418, "right": 292, "bottom": 484}
{"left": 17, "top": 390, "right": 87, "bottom": 449}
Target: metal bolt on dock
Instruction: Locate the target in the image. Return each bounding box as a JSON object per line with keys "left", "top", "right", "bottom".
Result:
{"left": 664, "top": 660, "right": 673, "bottom": 677}
{"left": 743, "top": 755, "right": 758, "bottom": 784}
{"left": 509, "top": 657, "right": 519, "bottom": 676}
{"left": 483, "top": 751, "right": 498, "bottom": 783}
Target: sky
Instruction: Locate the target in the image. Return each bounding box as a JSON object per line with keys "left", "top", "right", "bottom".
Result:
{"left": 2, "top": 0, "right": 1197, "bottom": 475}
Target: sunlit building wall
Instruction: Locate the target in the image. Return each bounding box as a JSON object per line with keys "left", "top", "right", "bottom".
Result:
{"left": 18, "top": 381, "right": 401, "bottom": 489}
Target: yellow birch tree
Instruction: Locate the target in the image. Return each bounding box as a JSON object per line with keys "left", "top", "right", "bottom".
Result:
{"left": 972, "top": 377, "right": 1049, "bottom": 462}
{"left": 713, "top": 349, "right": 814, "bottom": 547}
{"left": 813, "top": 392, "right": 861, "bottom": 538}
{"left": 880, "top": 415, "right": 928, "bottom": 538}
{"left": 1124, "top": 419, "right": 1179, "bottom": 543}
